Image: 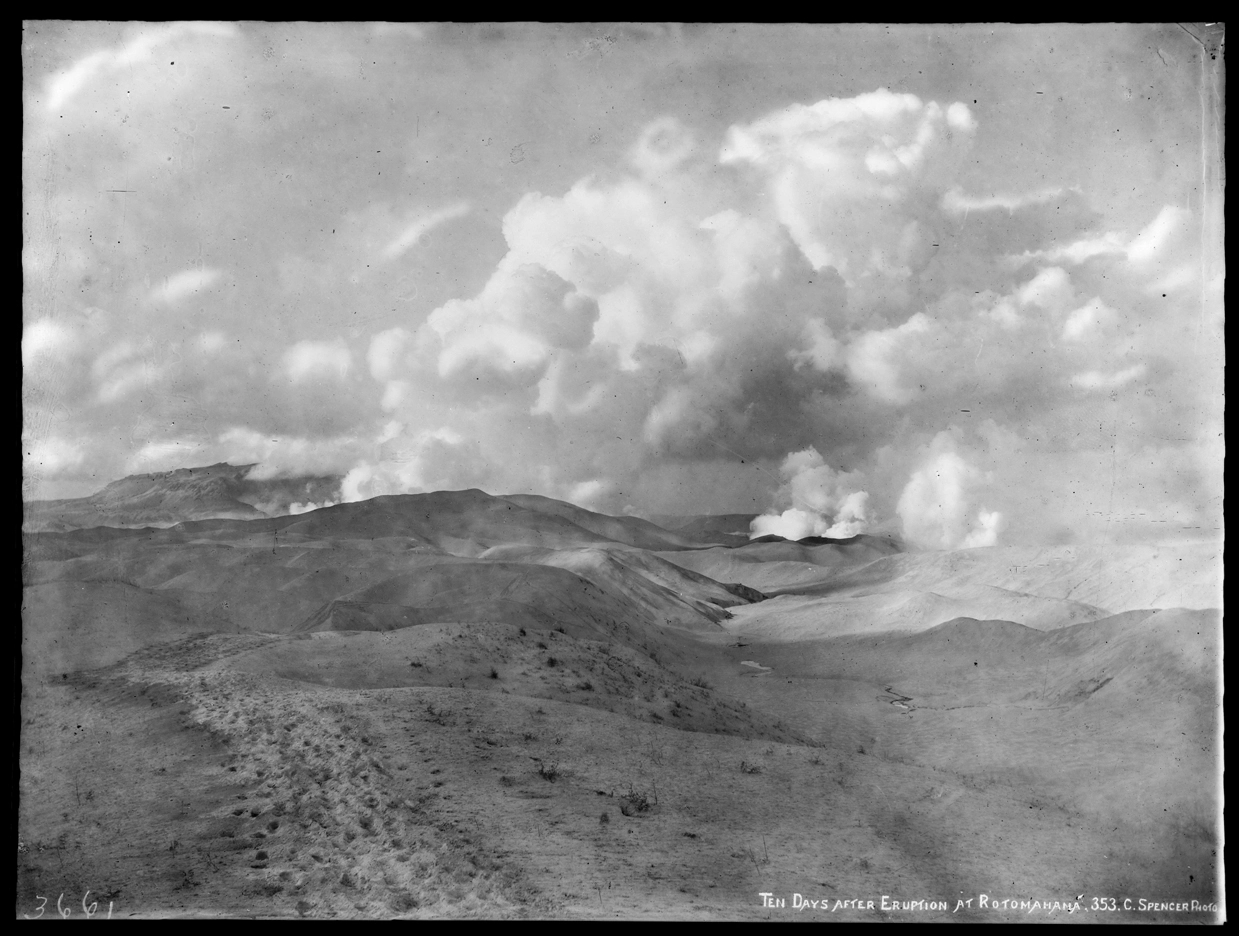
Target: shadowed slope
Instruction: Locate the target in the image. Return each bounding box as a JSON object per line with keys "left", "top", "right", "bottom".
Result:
{"left": 498, "top": 494, "right": 699, "bottom": 550}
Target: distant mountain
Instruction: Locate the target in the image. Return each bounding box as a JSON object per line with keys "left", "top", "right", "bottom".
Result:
{"left": 23, "top": 463, "right": 343, "bottom": 532}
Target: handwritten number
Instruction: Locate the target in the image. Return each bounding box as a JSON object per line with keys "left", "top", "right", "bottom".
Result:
{"left": 25, "top": 890, "right": 111, "bottom": 919}
{"left": 24, "top": 894, "right": 47, "bottom": 919}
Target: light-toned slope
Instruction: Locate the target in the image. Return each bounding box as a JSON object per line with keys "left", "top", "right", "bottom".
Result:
{"left": 723, "top": 585, "right": 1110, "bottom": 641}
{"left": 780, "top": 541, "right": 1222, "bottom": 612}
{"left": 740, "top": 608, "right": 1221, "bottom": 835}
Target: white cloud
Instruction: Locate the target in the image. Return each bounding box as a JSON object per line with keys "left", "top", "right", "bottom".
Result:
{"left": 941, "top": 186, "right": 1064, "bottom": 214}
{"left": 149, "top": 268, "right": 222, "bottom": 304}
{"left": 367, "top": 327, "right": 412, "bottom": 381}
{"left": 1126, "top": 205, "right": 1190, "bottom": 266}
{"left": 720, "top": 88, "right": 976, "bottom": 284}
{"left": 1061, "top": 297, "right": 1119, "bottom": 342}
{"left": 24, "top": 436, "right": 86, "bottom": 476}
{"left": 23, "top": 318, "right": 74, "bottom": 366}
{"left": 283, "top": 339, "right": 353, "bottom": 383}
{"left": 44, "top": 22, "right": 239, "bottom": 113}
{"left": 197, "top": 331, "right": 228, "bottom": 354}
{"left": 1069, "top": 364, "right": 1147, "bottom": 390}
{"left": 751, "top": 447, "right": 870, "bottom": 539}
{"left": 125, "top": 439, "right": 205, "bottom": 473}
{"left": 379, "top": 201, "right": 471, "bottom": 262}
{"left": 1016, "top": 266, "right": 1074, "bottom": 309}
{"left": 896, "top": 434, "right": 1003, "bottom": 550}
{"left": 845, "top": 312, "right": 936, "bottom": 404}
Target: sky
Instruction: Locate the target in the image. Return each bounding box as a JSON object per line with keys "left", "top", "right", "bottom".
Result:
{"left": 22, "top": 22, "right": 1224, "bottom": 548}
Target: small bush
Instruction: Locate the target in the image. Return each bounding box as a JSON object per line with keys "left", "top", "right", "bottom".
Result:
{"left": 599, "top": 811, "right": 610, "bottom": 825}
{"left": 690, "top": 676, "right": 711, "bottom": 690}
{"left": 576, "top": 680, "right": 594, "bottom": 691}
{"left": 536, "top": 760, "right": 560, "bottom": 782}
{"left": 537, "top": 642, "right": 548, "bottom": 650}
{"left": 546, "top": 657, "right": 558, "bottom": 668}
{"left": 489, "top": 668, "right": 499, "bottom": 679}
{"left": 740, "top": 760, "right": 762, "bottom": 774}
{"left": 619, "top": 785, "right": 652, "bottom": 816}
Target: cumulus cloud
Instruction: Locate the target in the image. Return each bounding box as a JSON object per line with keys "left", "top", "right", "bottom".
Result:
{"left": 844, "top": 312, "right": 937, "bottom": 404}
{"left": 750, "top": 447, "right": 870, "bottom": 540}
{"left": 27, "top": 73, "right": 1213, "bottom": 549}
{"left": 896, "top": 433, "right": 1003, "bottom": 550}
{"left": 720, "top": 88, "right": 976, "bottom": 289}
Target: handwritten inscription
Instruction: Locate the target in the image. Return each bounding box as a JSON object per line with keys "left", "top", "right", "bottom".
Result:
{"left": 23, "top": 891, "right": 113, "bottom": 919}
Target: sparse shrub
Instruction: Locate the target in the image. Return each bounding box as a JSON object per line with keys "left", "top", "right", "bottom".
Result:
{"left": 599, "top": 811, "right": 610, "bottom": 825}
{"left": 546, "top": 657, "right": 559, "bottom": 668}
{"left": 809, "top": 754, "right": 823, "bottom": 766}
{"left": 536, "top": 760, "right": 560, "bottom": 782}
{"left": 619, "top": 785, "right": 652, "bottom": 816}
{"left": 576, "top": 680, "right": 594, "bottom": 691}
{"left": 537, "top": 642, "right": 548, "bottom": 650}
{"left": 556, "top": 626, "right": 566, "bottom": 634}
{"left": 489, "top": 667, "right": 499, "bottom": 679}
{"left": 740, "top": 760, "right": 762, "bottom": 774}
{"left": 690, "top": 676, "right": 711, "bottom": 690}
{"left": 519, "top": 628, "right": 526, "bottom": 637}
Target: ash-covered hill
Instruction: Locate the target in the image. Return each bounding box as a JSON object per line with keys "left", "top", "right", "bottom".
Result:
{"left": 22, "top": 485, "right": 771, "bottom": 678}
{"left": 23, "top": 462, "right": 342, "bottom": 532}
